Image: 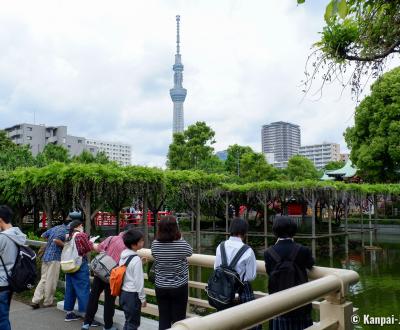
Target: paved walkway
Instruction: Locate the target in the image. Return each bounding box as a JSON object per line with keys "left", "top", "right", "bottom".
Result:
{"left": 10, "top": 300, "right": 78, "bottom": 330}
{"left": 10, "top": 299, "right": 158, "bottom": 330}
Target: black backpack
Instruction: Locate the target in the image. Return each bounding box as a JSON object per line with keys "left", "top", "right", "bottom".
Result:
{"left": 266, "top": 243, "right": 308, "bottom": 294}
{"left": 206, "top": 242, "right": 250, "bottom": 311}
{"left": 0, "top": 234, "right": 37, "bottom": 293}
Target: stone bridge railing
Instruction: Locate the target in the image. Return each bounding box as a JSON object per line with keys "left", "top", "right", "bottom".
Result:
{"left": 27, "top": 239, "right": 359, "bottom": 330}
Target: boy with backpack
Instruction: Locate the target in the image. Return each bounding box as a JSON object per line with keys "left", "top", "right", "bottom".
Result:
{"left": 0, "top": 205, "right": 32, "bottom": 330}
{"left": 112, "top": 229, "right": 146, "bottom": 330}
{"left": 264, "top": 216, "right": 314, "bottom": 330}
{"left": 208, "top": 218, "right": 261, "bottom": 330}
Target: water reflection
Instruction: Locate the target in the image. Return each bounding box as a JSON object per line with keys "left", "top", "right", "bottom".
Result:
{"left": 197, "top": 232, "right": 400, "bottom": 329}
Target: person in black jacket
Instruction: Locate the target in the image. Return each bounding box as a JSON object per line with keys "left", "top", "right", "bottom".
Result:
{"left": 264, "top": 216, "right": 314, "bottom": 330}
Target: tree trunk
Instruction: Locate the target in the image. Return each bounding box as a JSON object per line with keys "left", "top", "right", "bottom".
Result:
{"left": 82, "top": 191, "right": 91, "bottom": 235}
{"left": 311, "top": 192, "right": 316, "bottom": 260}
{"left": 143, "top": 194, "right": 149, "bottom": 248}
{"left": 33, "top": 205, "right": 40, "bottom": 234}
{"left": 196, "top": 189, "right": 201, "bottom": 254}
{"left": 264, "top": 194, "right": 268, "bottom": 249}
{"left": 225, "top": 194, "right": 229, "bottom": 239}
{"left": 115, "top": 207, "right": 121, "bottom": 235}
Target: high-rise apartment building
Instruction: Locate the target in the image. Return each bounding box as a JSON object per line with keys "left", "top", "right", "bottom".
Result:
{"left": 299, "top": 143, "right": 341, "bottom": 169}
{"left": 261, "top": 121, "right": 301, "bottom": 168}
{"left": 4, "top": 123, "right": 132, "bottom": 166}
{"left": 85, "top": 139, "right": 131, "bottom": 166}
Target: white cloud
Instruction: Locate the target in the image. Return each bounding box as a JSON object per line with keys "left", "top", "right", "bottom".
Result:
{"left": 0, "top": 0, "right": 395, "bottom": 165}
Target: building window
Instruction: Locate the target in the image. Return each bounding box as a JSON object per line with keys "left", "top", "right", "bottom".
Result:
{"left": 78, "top": 139, "right": 83, "bottom": 144}
{"left": 27, "top": 136, "right": 32, "bottom": 140}
{"left": 27, "top": 127, "right": 33, "bottom": 131}
{"left": 89, "top": 148, "right": 95, "bottom": 152}
{"left": 68, "top": 145, "right": 71, "bottom": 148}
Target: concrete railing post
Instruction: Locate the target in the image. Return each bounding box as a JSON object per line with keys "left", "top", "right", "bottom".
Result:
{"left": 319, "top": 300, "right": 354, "bottom": 330}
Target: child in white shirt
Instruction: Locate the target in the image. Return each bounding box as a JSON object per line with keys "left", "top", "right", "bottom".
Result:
{"left": 119, "top": 229, "right": 146, "bottom": 330}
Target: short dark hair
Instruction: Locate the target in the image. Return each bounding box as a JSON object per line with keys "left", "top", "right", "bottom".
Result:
{"left": 273, "top": 216, "right": 297, "bottom": 238}
{"left": 124, "top": 224, "right": 136, "bottom": 232}
{"left": 0, "top": 205, "right": 13, "bottom": 224}
{"left": 123, "top": 229, "right": 144, "bottom": 248}
{"left": 156, "top": 216, "right": 181, "bottom": 242}
{"left": 69, "top": 220, "right": 83, "bottom": 237}
{"left": 229, "top": 218, "right": 249, "bottom": 236}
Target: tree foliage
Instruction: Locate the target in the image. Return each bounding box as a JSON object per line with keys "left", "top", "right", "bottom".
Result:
{"left": 167, "top": 122, "right": 216, "bottom": 170}
{"left": 239, "top": 151, "right": 277, "bottom": 182}
{"left": 286, "top": 155, "right": 321, "bottom": 181}
{"left": 225, "top": 144, "right": 253, "bottom": 175}
{"left": 36, "top": 144, "right": 70, "bottom": 167}
{"left": 300, "top": 0, "right": 400, "bottom": 96}
{"left": 0, "top": 131, "right": 35, "bottom": 170}
{"left": 71, "top": 150, "right": 111, "bottom": 164}
{"left": 324, "top": 160, "right": 345, "bottom": 170}
{"left": 344, "top": 67, "right": 400, "bottom": 182}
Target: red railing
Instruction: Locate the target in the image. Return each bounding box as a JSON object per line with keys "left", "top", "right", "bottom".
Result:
{"left": 95, "top": 211, "right": 171, "bottom": 228}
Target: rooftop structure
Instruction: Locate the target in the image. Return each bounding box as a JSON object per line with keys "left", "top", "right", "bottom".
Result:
{"left": 321, "top": 160, "right": 358, "bottom": 181}
{"left": 169, "top": 15, "right": 187, "bottom": 134}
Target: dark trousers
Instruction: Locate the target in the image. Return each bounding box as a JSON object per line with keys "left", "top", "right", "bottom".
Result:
{"left": 84, "top": 275, "right": 116, "bottom": 329}
{"left": 155, "top": 284, "right": 188, "bottom": 330}
{"left": 120, "top": 291, "right": 141, "bottom": 330}
{"left": 0, "top": 289, "right": 11, "bottom": 330}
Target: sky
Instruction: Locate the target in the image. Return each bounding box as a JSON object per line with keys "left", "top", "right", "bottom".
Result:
{"left": 0, "top": 0, "right": 389, "bottom": 167}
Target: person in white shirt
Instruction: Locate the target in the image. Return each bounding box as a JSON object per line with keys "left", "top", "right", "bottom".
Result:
{"left": 119, "top": 229, "right": 146, "bottom": 330}
{"left": 214, "top": 218, "right": 261, "bottom": 330}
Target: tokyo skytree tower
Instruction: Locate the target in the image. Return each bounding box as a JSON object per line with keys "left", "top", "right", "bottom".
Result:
{"left": 169, "top": 15, "right": 187, "bottom": 134}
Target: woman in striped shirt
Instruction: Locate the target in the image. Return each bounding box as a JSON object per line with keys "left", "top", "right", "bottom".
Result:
{"left": 151, "top": 216, "right": 193, "bottom": 330}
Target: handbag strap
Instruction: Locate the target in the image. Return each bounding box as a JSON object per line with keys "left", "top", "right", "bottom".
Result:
{"left": 104, "top": 236, "right": 116, "bottom": 252}
{"left": 0, "top": 233, "right": 19, "bottom": 281}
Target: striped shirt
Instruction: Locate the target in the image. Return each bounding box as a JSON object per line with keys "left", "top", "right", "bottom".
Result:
{"left": 151, "top": 239, "right": 193, "bottom": 288}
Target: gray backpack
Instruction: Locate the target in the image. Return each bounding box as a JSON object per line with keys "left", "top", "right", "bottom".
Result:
{"left": 90, "top": 237, "right": 118, "bottom": 283}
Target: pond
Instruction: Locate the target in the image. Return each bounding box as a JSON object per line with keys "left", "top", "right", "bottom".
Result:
{"left": 190, "top": 230, "right": 400, "bottom": 330}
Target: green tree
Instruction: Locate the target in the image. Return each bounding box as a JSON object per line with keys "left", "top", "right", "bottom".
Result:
{"left": 198, "top": 155, "right": 226, "bottom": 174}
{"left": 0, "top": 131, "right": 35, "bottom": 170}
{"left": 167, "top": 122, "right": 216, "bottom": 170}
{"left": 323, "top": 160, "right": 345, "bottom": 171}
{"left": 0, "top": 131, "right": 16, "bottom": 150}
{"left": 286, "top": 155, "right": 321, "bottom": 181}
{"left": 299, "top": 0, "right": 400, "bottom": 95}
{"left": 72, "top": 150, "right": 110, "bottom": 164}
{"left": 239, "top": 151, "right": 277, "bottom": 182}
{"left": 225, "top": 144, "right": 253, "bottom": 175}
{"left": 94, "top": 151, "right": 111, "bottom": 164}
{"left": 344, "top": 67, "right": 400, "bottom": 182}
{"left": 36, "top": 144, "right": 70, "bottom": 166}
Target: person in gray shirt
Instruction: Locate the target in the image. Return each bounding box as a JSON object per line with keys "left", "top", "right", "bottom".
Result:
{"left": 0, "top": 205, "right": 27, "bottom": 330}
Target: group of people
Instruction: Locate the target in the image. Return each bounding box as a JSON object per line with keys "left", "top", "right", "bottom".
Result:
{"left": 0, "top": 203, "right": 314, "bottom": 330}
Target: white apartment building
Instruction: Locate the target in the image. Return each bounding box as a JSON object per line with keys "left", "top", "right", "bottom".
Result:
{"left": 85, "top": 139, "right": 131, "bottom": 166}
{"left": 299, "top": 143, "right": 341, "bottom": 169}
